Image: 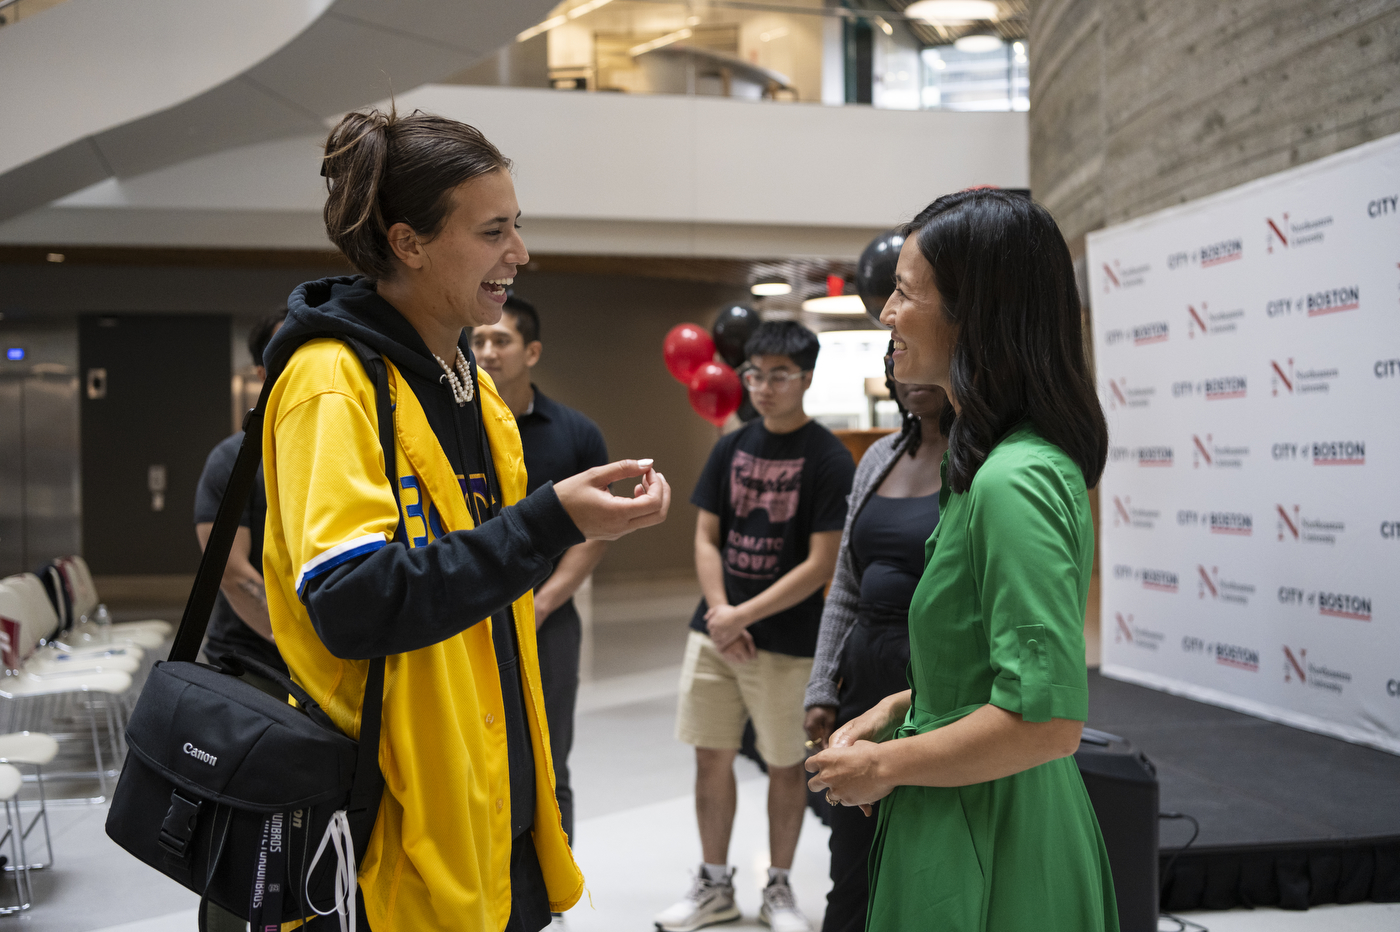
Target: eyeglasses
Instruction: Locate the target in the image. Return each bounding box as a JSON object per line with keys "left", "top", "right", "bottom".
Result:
{"left": 742, "top": 368, "right": 805, "bottom": 389}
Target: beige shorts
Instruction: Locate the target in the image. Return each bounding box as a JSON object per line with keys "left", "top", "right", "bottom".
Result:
{"left": 675, "top": 630, "right": 814, "bottom": 768}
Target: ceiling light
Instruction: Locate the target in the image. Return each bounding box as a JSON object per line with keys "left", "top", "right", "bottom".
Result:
{"left": 802, "top": 295, "right": 867, "bottom": 316}
{"left": 517, "top": 14, "right": 566, "bottom": 42}
{"left": 872, "top": 16, "right": 894, "bottom": 37}
{"left": 905, "top": 1, "right": 999, "bottom": 26}
{"left": 954, "top": 31, "right": 1004, "bottom": 53}
{"left": 630, "top": 28, "right": 692, "bottom": 57}
{"left": 46, "top": 253, "right": 65, "bottom": 263}
{"left": 567, "top": 0, "right": 614, "bottom": 19}
{"left": 751, "top": 281, "right": 792, "bottom": 297}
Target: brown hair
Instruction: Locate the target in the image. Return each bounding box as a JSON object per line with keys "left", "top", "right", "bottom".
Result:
{"left": 321, "top": 108, "right": 511, "bottom": 280}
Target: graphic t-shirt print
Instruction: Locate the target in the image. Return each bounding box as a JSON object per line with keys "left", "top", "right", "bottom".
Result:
{"left": 726, "top": 449, "right": 804, "bottom": 580}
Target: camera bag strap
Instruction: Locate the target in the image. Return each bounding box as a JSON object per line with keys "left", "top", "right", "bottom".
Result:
{"left": 167, "top": 336, "right": 401, "bottom": 873}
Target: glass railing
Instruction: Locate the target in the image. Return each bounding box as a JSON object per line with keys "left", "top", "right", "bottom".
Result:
{"left": 441, "top": 0, "right": 1031, "bottom": 112}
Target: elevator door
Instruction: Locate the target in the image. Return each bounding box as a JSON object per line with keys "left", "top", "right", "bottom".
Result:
{"left": 79, "top": 315, "right": 229, "bottom": 575}
{"left": 0, "top": 355, "right": 82, "bottom": 578}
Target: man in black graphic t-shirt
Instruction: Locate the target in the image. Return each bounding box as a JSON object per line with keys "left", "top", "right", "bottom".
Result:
{"left": 657, "top": 322, "right": 854, "bottom": 932}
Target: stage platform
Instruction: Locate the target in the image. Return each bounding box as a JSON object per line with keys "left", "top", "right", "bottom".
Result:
{"left": 1086, "top": 671, "right": 1400, "bottom": 911}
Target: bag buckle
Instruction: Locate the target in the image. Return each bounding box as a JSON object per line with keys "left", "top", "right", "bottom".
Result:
{"left": 158, "top": 791, "right": 203, "bottom": 859}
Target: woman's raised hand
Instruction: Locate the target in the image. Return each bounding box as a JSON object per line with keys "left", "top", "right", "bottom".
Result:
{"left": 554, "top": 459, "right": 671, "bottom": 541}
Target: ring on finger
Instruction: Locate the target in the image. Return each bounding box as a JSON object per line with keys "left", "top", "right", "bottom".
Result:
{"left": 825, "top": 789, "right": 840, "bottom": 806}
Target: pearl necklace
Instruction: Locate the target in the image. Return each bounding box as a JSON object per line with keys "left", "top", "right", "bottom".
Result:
{"left": 433, "top": 348, "right": 475, "bottom": 406}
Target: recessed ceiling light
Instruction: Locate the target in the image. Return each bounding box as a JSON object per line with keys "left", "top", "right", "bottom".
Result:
{"left": 954, "top": 31, "right": 1004, "bottom": 53}
{"left": 802, "top": 295, "right": 867, "bottom": 316}
{"left": 905, "top": 1, "right": 999, "bottom": 26}
{"left": 46, "top": 253, "right": 65, "bottom": 263}
{"left": 751, "top": 281, "right": 792, "bottom": 296}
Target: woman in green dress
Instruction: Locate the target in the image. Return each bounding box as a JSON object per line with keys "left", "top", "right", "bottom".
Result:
{"left": 805, "top": 189, "right": 1118, "bottom": 932}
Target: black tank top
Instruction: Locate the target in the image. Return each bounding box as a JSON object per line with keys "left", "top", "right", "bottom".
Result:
{"left": 852, "top": 492, "right": 940, "bottom": 615}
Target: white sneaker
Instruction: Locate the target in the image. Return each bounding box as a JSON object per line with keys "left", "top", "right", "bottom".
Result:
{"left": 654, "top": 867, "right": 742, "bottom": 931}
{"left": 759, "top": 875, "right": 812, "bottom": 932}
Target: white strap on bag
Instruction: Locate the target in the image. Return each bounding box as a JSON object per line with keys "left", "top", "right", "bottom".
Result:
{"left": 306, "top": 809, "right": 356, "bottom": 932}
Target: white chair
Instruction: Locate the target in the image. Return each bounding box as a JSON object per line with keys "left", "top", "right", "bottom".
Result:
{"left": 0, "top": 575, "right": 133, "bottom": 799}
{"left": 56, "top": 557, "right": 173, "bottom": 644}
{"left": 0, "top": 763, "right": 32, "bottom": 913}
{"left": 0, "top": 732, "right": 56, "bottom": 871}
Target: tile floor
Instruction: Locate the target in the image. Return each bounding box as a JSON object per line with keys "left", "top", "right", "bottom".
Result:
{"left": 11, "top": 578, "right": 1397, "bottom": 931}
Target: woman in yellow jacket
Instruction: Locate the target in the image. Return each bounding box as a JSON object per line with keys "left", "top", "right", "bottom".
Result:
{"left": 261, "top": 109, "right": 671, "bottom": 931}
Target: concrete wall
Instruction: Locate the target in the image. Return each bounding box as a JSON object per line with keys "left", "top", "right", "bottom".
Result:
{"left": 1030, "top": 0, "right": 1400, "bottom": 250}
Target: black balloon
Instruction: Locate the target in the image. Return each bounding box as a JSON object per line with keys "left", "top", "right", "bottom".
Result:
{"left": 712, "top": 304, "right": 762, "bottom": 368}
{"left": 856, "top": 229, "right": 906, "bottom": 325}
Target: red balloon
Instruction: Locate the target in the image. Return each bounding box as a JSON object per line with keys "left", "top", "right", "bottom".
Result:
{"left": 687, "top": 362, "right": 742, "bottom": 427}
{"left": 663, "top": 323, "right": 716, "bottom": 384}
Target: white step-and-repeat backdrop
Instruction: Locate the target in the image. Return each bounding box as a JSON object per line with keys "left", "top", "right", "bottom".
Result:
{"left": 1087, "top": 133, "right": 1400, "bottom": 754}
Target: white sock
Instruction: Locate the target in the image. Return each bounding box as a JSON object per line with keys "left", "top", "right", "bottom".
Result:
{"left": 767, "top": 866, "right": 790, "bottom": 885}
{"left": 702, "top": 862, "right": 729, "bottom": 882}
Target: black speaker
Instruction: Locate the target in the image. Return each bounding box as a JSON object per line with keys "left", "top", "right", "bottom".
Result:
{"left": 1075, "top": 728, "right": 1160, "bottom": 932}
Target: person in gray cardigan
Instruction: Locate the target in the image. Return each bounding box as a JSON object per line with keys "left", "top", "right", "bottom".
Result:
{"left": 802, "top": 360, "right": 949, "bottom": 932}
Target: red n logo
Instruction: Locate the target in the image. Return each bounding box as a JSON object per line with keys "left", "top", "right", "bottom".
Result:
{"left": 1277, "top": 505, "right": 1299, "bottom": 541}
{"left": 1187, "top": 304, "right": 1207, "bottom": 337}
{"left": 1197, "top": 565, "right": 1218, "bottom": 599}
{"left": 1115, "top": 613, "right": 1134, "bottom": 643}
{"left": 1283, "top": 646, "right": 1307, "bottom": 683}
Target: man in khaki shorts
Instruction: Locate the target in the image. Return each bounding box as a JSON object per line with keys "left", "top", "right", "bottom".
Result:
{"left": 657, "top": 322, "right": 854, "bottom": 932}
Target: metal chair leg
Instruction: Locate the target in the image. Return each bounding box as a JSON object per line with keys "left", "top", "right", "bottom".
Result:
{"left": 0, "top": 799, "right": 32, "bottom": 913}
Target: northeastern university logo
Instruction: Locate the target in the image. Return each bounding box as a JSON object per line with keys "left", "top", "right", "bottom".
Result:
{"left": 1186, "top": 301, "right": 1244, "bottom": 337}
{"left": 1266, "top": 212, "right": 1334, "bottom": 252}
{"left": 1192, "top": 434, "right": 1248, "bottom": 469}
{"left": 1283, "top": 646, "right": 1352, "bottom": 695}
{"left": 1111, "top": 495, "right": 1160, "bottom": 529}
{"left": 1113, "top": 612, "right": 1164, "bottom": 651}
{"left": 1270, "top": 358, "right": 1339, "bottom": 396}
{"left": 1101, "top": 259, "right": 1149, "bottom": 293}
{"left": 1276, "top": 504, "right": 1344, "bottom": 545}
{"left": 1196, "top": 565, "right": 1255, "bottom": 605}
{"left": 1106, "top": 378, "right": 1154, "bottom": 410}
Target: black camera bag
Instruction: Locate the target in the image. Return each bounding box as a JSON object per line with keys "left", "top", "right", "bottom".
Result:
{"left": 106, "top": 339, "right": 399, "bottom": 930}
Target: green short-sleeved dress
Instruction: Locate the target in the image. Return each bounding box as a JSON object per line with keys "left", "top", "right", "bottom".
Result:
{"left": 866, "top": 427, "right": 1119, "bottom": 932}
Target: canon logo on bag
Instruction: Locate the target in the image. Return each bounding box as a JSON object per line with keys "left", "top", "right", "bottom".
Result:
{"left": 183, "top": 742, "right": 217, "bottom": 766}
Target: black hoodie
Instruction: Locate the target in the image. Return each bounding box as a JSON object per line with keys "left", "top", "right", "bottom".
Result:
{"left": 267, "top": 276, "right": 583, "bottom": 856}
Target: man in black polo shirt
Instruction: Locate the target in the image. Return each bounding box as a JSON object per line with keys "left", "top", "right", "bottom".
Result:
{"left": 194, "top": 309, "right": 288, "bottom": 686}
{"left": 471, "top": 295, "right": 609, "bottom": 860}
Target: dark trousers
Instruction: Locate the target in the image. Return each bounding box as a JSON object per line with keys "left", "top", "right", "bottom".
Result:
{"left": 822, "top": 616, "right": 911, "bottom": 932}
{"left": 536, "top": 600, "right": 581, "bottom": 843}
